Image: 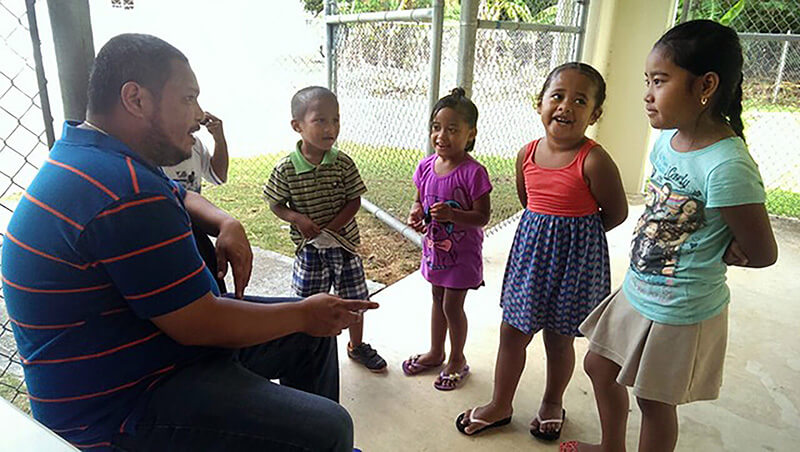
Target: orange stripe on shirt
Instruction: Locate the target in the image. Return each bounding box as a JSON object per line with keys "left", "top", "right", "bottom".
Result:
{"left": 4, "top": 231, "right": 90, "bottom": 270}
{"left": 51, "top": 425, "right": 89, "bottom": 433}
{"left": 96, "top": 230, "right": 193, "bottom": 265}
{"left": 126, "top": 157, "right": 140, "bottom": 194}
{"left": 47, "top": 158, "right": 119, "bottom": 200}
{"left": 2, "top": 276, "right": 112, "bottom": 294}
{"left": 22, "top": 331, "right": 163, "bottom": 365}
{"left": 72, "top": 441, "right": 112, "bottom": 449}
{"left": 28, "top": 364, "right": 175, "bottom": 403}
{"left": 23, "top": 193, "right": 84, "bottom": 231}
{"left": 100, "top": 307, "right": 129, "bottom": 316}
{"left": 124, "top": 263, "right": 206, "bottom": 300}
{"left": 95, "top": 196, "right": 167, "bottom": 218}
{"left": 9, "top": 317, "right": 86, "bottom": 330}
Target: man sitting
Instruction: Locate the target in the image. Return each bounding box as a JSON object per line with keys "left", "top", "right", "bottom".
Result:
{"left": 1, "top": 33, "right": 376, "bottom": 452}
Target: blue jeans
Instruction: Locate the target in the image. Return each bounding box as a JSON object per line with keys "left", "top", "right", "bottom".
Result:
{"left": 110, "top": 296, "right": 352, "bottom": 452}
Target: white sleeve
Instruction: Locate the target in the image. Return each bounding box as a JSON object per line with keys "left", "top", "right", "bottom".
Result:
{"left": 197, "top": 139, "right": 223, "bottom": 185}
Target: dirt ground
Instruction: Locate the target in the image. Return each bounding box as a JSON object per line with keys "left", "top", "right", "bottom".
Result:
{"left": 355, "top": 211, "right": 421, "bottom": 286}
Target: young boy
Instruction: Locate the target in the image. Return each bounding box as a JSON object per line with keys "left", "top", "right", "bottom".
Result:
{"left": 263, "top": 86, "right": 386, "bottom": 372}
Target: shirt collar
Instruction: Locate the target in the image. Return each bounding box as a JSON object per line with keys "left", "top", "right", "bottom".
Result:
{"left": 289, "top": 140, "right": 339, "bottom": 174}
{"left": 61, "top": 120, "right": 171, "bottom": 179}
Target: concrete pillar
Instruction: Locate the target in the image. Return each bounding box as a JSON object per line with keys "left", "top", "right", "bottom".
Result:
{"left": 581, "top": 0, "right": 676, "bottom": 194}
{"left": 47, "top": 0, "right": 94, "bottom": 122}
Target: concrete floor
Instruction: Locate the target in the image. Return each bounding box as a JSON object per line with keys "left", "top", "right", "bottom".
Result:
{"left": 339, "top": 204, "right": 800, "bottom": 452}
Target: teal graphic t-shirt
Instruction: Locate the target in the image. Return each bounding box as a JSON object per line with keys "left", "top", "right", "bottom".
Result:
{"left": 622, "top": 130, "right": 765, "bottom": 325}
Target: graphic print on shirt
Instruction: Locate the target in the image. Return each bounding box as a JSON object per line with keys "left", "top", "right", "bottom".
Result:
{"left": 170, "top": 169, "right": 200, "bottom": 192}
{"left": 422, "top": 187, "right": 470, "bottom": 270}
{"left": 631, "top": 178, "right": 705, "bottom": 277}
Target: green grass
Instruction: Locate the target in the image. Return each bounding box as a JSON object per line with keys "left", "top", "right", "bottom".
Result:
{"left": 766, "top": 189, "right": 800, "bottom": 219}
{"left": 202, "top": 143, "right": 521, "bottom": 255}
{"left": 0, "top": 373, "right": 29, "bottom": 414}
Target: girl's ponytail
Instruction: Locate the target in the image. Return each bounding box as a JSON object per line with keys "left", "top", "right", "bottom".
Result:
{"left": 450, "top": 87, "right": 467, "bottom": 98}
{"left": 726, "top": 73, "right": 746, "bottom": 142}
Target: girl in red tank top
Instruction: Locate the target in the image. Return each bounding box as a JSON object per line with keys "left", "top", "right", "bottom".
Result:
{"left": 456, "top": 63, "right": 628, "bottom": 441}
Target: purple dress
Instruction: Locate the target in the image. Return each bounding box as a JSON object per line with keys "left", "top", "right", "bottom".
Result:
{"left": 413, "top": 154, "right": 493, "bottom": 289}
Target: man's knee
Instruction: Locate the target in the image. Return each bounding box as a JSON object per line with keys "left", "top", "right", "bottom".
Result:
{"left": 314, "top": 401, "right": 354, "bottom": 450}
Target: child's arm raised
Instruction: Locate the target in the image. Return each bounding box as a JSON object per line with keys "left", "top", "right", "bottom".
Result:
{"left": 269, "top": 202, "right": 321, "bottom": 239}
{"left": 323, "top": 197, "right": 361, "bottom": 233}
{"left": 515, "top": 146, "right": 527, "bottom": 208}
{"left": 584, "top": 145, "right": 628, "bottom": 231}
{"left": 720, "top": 204, "right": 777, "bottom": 268}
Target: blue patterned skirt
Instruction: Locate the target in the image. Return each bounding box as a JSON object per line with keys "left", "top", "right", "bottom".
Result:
{"left": 500, "top": 210, "right": 610, "bottom": 336}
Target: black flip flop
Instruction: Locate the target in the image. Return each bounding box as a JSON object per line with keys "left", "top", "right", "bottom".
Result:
{"left": 455, "top": 409, "right": 512, "bottom": 436}
{"left": 530, "top": 408, "right": 566, "bottom": 441}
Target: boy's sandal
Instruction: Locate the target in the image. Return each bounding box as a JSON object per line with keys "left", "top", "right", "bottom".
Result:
{"left": 455, "top": 407, "right": 512, "bottom": 436}
{"left": 433, "top": 365, "right": 470, "bottom": 391}
{"left": 347, "top": 342, "right": 387, "bottom": 373}
{"left": 530, "top": 408, "right": 566, "bottom": 441}
{"left": 401, "top": 354, "right": 443, "bottom": 376}
{"left": 559, "top": 440, "right": 580, "bottom": 452}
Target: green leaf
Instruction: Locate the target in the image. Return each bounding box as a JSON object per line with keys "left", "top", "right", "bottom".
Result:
{"left": 532, "top": 5, "right": 558, "bottom": 25}
{"left": 720, "top": 0, "right": 746, "bottom": 26}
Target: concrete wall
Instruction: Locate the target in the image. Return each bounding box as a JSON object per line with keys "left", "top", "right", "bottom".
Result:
{"left": 581, "top": 0, "right": 677, "bottom": 194}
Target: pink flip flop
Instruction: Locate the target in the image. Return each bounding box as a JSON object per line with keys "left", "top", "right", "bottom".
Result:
{"left": 433, "top": 365, "right": 470, "bottom": 391}
{"left": 402, "top": 354, "right": 444, "bottom": 376}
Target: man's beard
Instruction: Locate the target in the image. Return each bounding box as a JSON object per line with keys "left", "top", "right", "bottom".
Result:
{"left": 144, "top": 111, "right": 191, "bottom": 167}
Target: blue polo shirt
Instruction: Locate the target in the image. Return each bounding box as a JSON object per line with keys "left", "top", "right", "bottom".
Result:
{"left": 1, "top": 122, "right": 219, "bottom": 449}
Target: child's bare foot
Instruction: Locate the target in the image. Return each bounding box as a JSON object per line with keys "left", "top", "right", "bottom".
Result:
{"left": 401, "top": 351, "right": 444, "bottom": 376}
{"left": 457, "top": 403, "right": 512, "bottom": 435}
{"left": 417, "top": 351, "right": 445, "bottom": 367}
{"left": 531, "top": 400, "right": 565, "bottom": 438}
{"left": 442, "top": 356, "right": 467, "bottom": 376}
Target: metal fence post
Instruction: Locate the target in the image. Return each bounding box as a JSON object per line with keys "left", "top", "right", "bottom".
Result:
{"left": 46, "top": 0, "right": 94, "bottom": 122}
{"left": 325, "top": 0, "right": 337, "bottom": 94}
{"left": 575, "top": 0, "right": 590, "bottom": 61}
{"left": 679, "top": 0, "right": 692, "bottom": 23}
{"left": 426, "top": 0, "right": 444, "bottom": 156}
{"left": 24, "top": 0, "right": 54, "bottom": 148}
{"left": 456, "top": 0, "right": 479, "bottom": 98}
{"left": 772, "top": 30, "right": 791, "bottom": 104}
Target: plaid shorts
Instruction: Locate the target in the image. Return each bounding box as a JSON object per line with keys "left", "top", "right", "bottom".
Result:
{"left": 292, "top": 246, "right": 369, "bottom": 300}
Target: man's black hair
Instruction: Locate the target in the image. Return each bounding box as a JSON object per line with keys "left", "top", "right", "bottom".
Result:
{"left": 87, "top": 33, "right": 188, "bottom": 114}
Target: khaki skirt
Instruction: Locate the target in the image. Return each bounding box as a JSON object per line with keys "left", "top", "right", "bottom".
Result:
{"left": 579, "top": 288, "right": 728, "bottom": 405}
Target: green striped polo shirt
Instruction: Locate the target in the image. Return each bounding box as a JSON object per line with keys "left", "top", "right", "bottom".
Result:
{"left": 263, "top": 141, "right": 366, "bottom": 254}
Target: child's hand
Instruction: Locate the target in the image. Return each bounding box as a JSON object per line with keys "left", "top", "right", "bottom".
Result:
{"left": 202, "top": 112, "right": 225, "bottom": 141}
{"left": 429, "top": 202, "right": 455, "bottom": 223}
{"left": 723, "top": 239, "right": 749, "bottom": 266}
{"left": 408, "top": 202, "right": 425, "bottom": 233}
{"left": 295, "top": 215, "right": 321, "bottom": 239}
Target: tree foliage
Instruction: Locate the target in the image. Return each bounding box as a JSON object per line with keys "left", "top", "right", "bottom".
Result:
{"left": 300, "top": 0, "right": 562, "bottom": 23}
{"left": 679, "top": 0, "right": 800, "bottom": 33}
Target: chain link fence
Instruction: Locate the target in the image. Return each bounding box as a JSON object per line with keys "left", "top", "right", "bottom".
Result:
{"left": 331, "top": 0, "right": 584, "bottom": 232}
{"left": 1, "top": 0, "right": 53, "bottom": 412}
{"left": 682, "top": 1, "right": 800, "bottom": 218}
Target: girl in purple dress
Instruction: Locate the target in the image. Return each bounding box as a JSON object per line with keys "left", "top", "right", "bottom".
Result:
{"left": 402, "top": 88, "right": 493, "bottom": 391}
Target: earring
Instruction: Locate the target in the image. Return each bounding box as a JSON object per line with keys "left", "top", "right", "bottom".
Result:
{"left": 701, "top": 97, "right": 708, "bottom": 105}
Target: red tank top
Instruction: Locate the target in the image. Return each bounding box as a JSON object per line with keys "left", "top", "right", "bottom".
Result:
{"left": 523, "top": 138, "right": 600, "bottom": 216}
